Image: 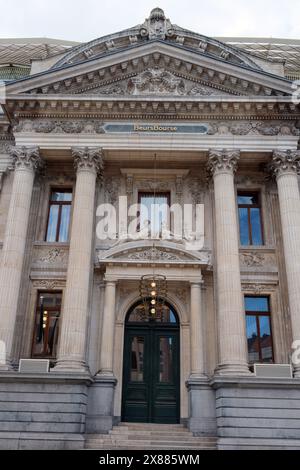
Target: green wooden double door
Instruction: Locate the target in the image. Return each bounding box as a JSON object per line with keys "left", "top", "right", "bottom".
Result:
{"left": 122, "top": 324, "right": 180, "bottom": 423}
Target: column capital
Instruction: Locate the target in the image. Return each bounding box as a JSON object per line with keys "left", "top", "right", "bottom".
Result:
{"left": 72, "top": 146, "right": 104, "bottom": 178}
{"left": 9, "top": 146, "right": 43, "bottom": 172}
{"left": 269, "top": 149, "right": 300, "bottom": 178}
{"left": 207, "top": 149, "right": 240, "bottom": 177}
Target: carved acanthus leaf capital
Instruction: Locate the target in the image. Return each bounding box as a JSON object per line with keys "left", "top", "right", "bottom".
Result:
{"left": 72, "top": 146, "right": 104, "bottom": 178}
{"left": 269, "top": 150, "right": 300, "bottom": 177}
{"left": 10, "top": 146, "right": 43, "bottom": 172}
{"left": 207, "top": 149, "right": 240, "bottom": 177}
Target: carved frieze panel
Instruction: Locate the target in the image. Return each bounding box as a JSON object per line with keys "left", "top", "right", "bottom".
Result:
{"left": 32, "top": 245, "right": 69, "bottom": 268}
{"left": 240, "top": 251, "right": 277, "bottom": 270}
{"left": 32, "top": 279, "right": 66, "bottom": 290}
{"left": 13, "top": 119, "right": 298, "bottom": 137}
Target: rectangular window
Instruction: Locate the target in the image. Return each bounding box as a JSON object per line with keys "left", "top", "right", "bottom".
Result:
{"left": 238, "top": 192, "right": 263, "bottom": 246}
{"left": 245, "top": 296, "right": 274, "bottom": 364}
{"left": 31, "top": 292, "right": 62, "bottom": 359}
{"left": 138, "top": 192, "right": 170, "bottom": 238}
{"left": 46, "top": 189, "right": 72, "bottom": 242}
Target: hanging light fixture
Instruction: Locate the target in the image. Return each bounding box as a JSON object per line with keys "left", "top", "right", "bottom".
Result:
{"left": 140, "top": 273, "right": 167, "bottom": 321}
{"left": 139, "top": 154, "right": 168, "bottom": 320}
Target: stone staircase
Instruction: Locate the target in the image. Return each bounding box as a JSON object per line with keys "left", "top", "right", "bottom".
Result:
{"left": 85, "top": 422, "right": 217, "bottom": 450}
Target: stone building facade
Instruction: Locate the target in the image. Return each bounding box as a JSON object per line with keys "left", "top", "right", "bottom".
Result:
{"left": 0, "top": 9, "right": 300, "bottom": 449}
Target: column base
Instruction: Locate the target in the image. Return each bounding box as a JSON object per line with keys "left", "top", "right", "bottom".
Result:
{"left": 294, "top": 365, "right": 300, "bottom": 378}
{"left": 0, "top": 360, "right": 14, "bottom": 372}
{"left": 214, "top": 363, "right": 252, "bottom": 376}
{"left": 0, "top": 364, "right": 14, "bottom": 372}
{"left": 86, "top": 375, "right": 117, "bottom": 434}
{"left": 186, "top": 376, "right": 217, "bottom": 436}
{"left": 53, "top": 359, "right": 89, "bottom": 374}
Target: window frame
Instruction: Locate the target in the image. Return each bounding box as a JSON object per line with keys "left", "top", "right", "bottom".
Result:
{"left": 245, "top": 295, "right": 274, "bottom": 364}
{"left": 238, "top": 191, "right": 264, "bottom": 246}
{"left": 45, "top": 188, "right": 73, "bottom": 243}
{"left": 137, "top": 191, "right": 171, "bottom": 234}
{"left": 31, "top": 290, "right": 62, "bottom": 359}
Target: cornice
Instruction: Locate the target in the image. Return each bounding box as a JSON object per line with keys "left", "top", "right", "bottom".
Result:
{"left": 5, "top": 95, "right": 300, "bottom": 119}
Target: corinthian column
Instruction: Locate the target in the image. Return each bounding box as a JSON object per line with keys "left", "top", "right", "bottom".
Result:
{"left": 207, "top": 149, "right": 249, "bottom": 375}
{"left": 55, "top": 147, "right": 104, "bottom": 372}
{"left": 270, "top": 150, "right": 300, "bottom": 377}
{"left": 0, "top": 146, "right": 42, "bottom": 370}
{"left": 99, "top": 280, "right": 116, "bottom": 376}
{"left": 190, "top": 280, "right": 206, "bottom": 377}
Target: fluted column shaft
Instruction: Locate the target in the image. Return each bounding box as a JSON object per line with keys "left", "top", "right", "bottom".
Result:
{"left": 99, "top": 281, "right": 116, "bottom": 376}
{"left": 208, "top": 150, "right": 249, "bottom": 375}
{"left": 0, "top": 146, "right": 42, "bottom": 369}
{"left": 55, "top": 147, "right": 103, "bottom": 371}
{"left": 190, "top": 281, "right": 206, "bottom": 377}
{"left": 270, "top": 150, "right": 300, "bottom": 377}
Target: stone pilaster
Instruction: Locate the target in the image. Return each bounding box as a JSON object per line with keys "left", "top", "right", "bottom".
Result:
{"left": 269, "top": 150, "right": 300, "bottom": 377}
{"left": 190, "top": 280, "right": 206, "bottom": 377}
{"left": 0, "top": 146, "right": 42, "bottom": 370}
{"left": 207, "top": 149, "right": 249, "bottom": 376}
{"left": 99, "top": 280, "right": 117, "bottom": 376}
{"left": 55, "top": 147, "right": 104, "bottom": 372}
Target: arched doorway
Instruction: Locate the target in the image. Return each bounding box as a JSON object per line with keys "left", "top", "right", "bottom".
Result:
{"left": 122, "top": 300, "right": 180, "bottom": 424}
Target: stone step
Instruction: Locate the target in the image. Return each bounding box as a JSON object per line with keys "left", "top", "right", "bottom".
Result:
{"left": 109, "top": 434, "right": 216, "bottom": 442}
{"left": 85, "top": 423, "right": 217, "bottom": 450}
{"left": 86, "top": 438, "right": 217, "bottom": 448}
{"left": 86, "top": 442, "right": 216, "bottom": 450}
{"left": 118, "top": 423, "right": 186, "bottom": 430}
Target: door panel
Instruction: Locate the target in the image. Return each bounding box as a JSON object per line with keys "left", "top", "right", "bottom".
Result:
{"left": 122, "top": 331, "right": 150, "bottom": 422}
{"left": 122, "top": 325, "right": 180, "bottom": 423}
{"left": 152, "top": 332, "right": 179, "bottom": 423}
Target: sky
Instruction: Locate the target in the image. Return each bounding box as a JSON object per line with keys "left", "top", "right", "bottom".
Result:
{"left": 0, "top": 0, "right": 299, "bottom": 42}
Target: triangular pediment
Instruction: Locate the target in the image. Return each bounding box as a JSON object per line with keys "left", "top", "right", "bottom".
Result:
{"left": 5, "top": 41, "right": 294, "bottom": 98}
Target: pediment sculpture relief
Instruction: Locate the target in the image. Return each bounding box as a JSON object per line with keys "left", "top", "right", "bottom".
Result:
{"left": 88, "top": 68, "right": 232, "bottom": 97}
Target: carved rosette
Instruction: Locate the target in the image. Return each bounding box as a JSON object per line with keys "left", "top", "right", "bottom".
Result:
{"left": 269, "top": 150, "right": 300, "bottom": 178}
{"left": 72, "top": 146, "right": 104, "bottom": 178}
{"left": 10, "top": 146, "right": 43, "bottom": 172}
{"left": 207, "top": 149, "right": 240, "bottom": 177}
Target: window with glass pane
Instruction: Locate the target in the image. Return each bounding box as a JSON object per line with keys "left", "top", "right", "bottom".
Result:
{"left": 238, "top": 192, "right": 263, "bottom": 246}
{"left": 32, "top": 292, "right": 62, "bottom": 359}
{"left": 130, "top": 336, "right": 144, "bottom": 382}
{"left": 138, "top": 192, "right": 170, "bottom": 238}
{"left": 159, "top": 337, "right": 173, "bottom": 383}
{"left": 245, "top": 296, "right": 273, "bottom": 364}
{"left": 46, "top": 189, "right": 72, "bottom": 242}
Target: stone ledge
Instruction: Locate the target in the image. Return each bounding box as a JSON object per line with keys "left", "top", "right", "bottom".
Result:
{"left": 0, "top": 371, "right": 93, "bottom": 385}
{"left": 211, "top": 375, "right": 300, "bottom": 389}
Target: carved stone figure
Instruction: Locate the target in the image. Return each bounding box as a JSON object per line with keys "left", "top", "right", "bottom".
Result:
{"left": 139, "top": 8, "right": 175, "bottom": 40}
{"left": 128, "top": 68, "right": 185, "bottom": 95}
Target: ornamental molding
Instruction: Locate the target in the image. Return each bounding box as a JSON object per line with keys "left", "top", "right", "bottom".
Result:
{"left": 269, "top": 150, "right": 300, "bottom": 177}
{"left": 97, "top": 241, "right": 211, "bottom": 266}
{"left": 207, "top": 149, "right": 240, "bottom": 176}
{"left": 0, "top": 140, "right": 14, "bottom": 153}
{"left": 72, "top": 146, "right": 104, "bottom": 178}
{"left": 242, "top": 283, "right": 278, "bottom": 294}
{"left": 9, "top": 146, "right": 43, "bottom": 172}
